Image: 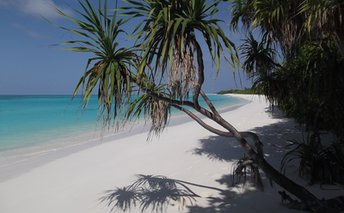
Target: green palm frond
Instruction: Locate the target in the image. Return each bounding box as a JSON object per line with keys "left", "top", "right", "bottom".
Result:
{"left": 61, "top": 0, "right": 137, "bottom": 122}
{"left": 61, "top": 0, "right": 239, "bottom": 134}
{"left": 230, "top": 0, "right": 255, "bottom": 30}
{"left": 123, "top": 0, "right": 239, "bottom": 91}
{"left": 240, "top": 32, "right": 277, "bottom": 77}
{"left": 299, "top": 0, "right": 344, "bottom": 54}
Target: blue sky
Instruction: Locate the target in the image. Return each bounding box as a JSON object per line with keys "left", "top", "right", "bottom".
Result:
{"left": 0, "top": 0, "right": 251, "bottom": 95}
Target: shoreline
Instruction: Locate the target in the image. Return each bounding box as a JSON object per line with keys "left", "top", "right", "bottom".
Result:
{"left": 2, "top": 94, "right": 340, "bottom": 213}
{"left": 0, "top": 95, "right": 249, "bottom": 182}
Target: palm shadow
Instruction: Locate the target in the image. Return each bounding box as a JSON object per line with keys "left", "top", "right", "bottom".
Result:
{"left": 193, "top": 136, "right": 245, "bottom": 162}
{"left": 100, "top": 174, "right": 228, "bottom": 213}
{"left": 186, "top": 118, "right": 305, "bottom": 212}
{"left": 250, "top": 117, "right": 303, "bottom": 168}
{"left": 265, "top": 106, "right": 286, "bottom": 119}
{"left": 193, "top": 117, "right": 302, "bottom": 167}
{"left": 101, "top": 118, "right": 303, "bottom": 212}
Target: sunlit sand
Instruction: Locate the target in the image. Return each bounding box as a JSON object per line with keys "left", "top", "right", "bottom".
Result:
{"left": 0, "top": 94, "right": 342, "bottom": 213}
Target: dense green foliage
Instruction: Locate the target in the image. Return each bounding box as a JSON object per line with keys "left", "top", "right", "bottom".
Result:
{"left": 231, "top": 0, "right": 344, "bottom": 184}
{"left": 282, "top": 132, "right": 344, "bottom": 185}
{"left": 62, "top": 1, "right": 344, "bottom": 211}
{"left": 232, "top": 0, "right": 344, "bottom": 139}
{"left": 277, "top": 41, "right": 344, "bottom": 138}
{"left": 217, "top": 88, "right": 256, "bottom": 94}
{"left": 61, "top": 0, "right": 238, "bottom": 134}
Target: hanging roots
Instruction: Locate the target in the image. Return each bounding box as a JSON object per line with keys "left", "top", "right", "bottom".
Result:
{"left": 150, "top": 99, "right": 170, "bottom": 136}
{"left": 232, "top": 155, "right": 264, "bottom": 191}
{"left": 168, "top": 50, "right": 196, "bottom": 99}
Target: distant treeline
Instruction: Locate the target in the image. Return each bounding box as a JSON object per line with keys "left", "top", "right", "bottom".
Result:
{"left": 217, "top": 88, "right": 256, "bottom": 95}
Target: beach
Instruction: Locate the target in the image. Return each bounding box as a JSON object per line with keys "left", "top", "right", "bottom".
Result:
{"left": 0, "top": 94, "right": 342, "bottom": 213}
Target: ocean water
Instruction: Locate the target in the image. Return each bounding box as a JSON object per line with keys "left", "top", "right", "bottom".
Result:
{"left": 0, "top": 94, "right": 243, "bottom": 152}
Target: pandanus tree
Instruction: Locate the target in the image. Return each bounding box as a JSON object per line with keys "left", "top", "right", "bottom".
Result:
{"left": 239, "top": 32, "right": 281, "bottom": 104}
{"left": 61, "top": 0, "right": 339, "bottom": 211}
{"left": 231, "top": 0, "right": 344, "bottom": 57}
{"left": 231, "top": 0, "right": 306, "bottom": 59}
{"left": 300, "top": 0, "right": 344, "bottom": 55}
{"left": 232, "top": 0, "right": 344, "bottom": 136}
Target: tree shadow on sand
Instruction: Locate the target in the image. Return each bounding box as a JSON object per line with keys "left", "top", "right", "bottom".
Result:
{"left": 193, "top": 136, "right": 245, "bottom": 162}
{"left": 193, "top": 116, "right": 302, "bottom": 166}
{"left": 194, "top": 135, "right": 267, "bottom": 189}
{"left": 187, "top": 118, "right": 308, "bottom": 212}
{"left": 100, "top": 173, "right": 272, "bottom": 213}
{"left": 101, "top": 119, "right": 305, "bottom": 213}
{"left": 100, "top": 174, "right": 228, "bottom": 213}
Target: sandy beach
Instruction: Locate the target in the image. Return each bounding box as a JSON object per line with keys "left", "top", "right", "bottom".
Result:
{"left": 0, "top": 94, "right": 342, "bottom": 213}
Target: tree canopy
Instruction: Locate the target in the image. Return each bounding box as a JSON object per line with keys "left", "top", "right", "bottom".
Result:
{"left": 61, "top": 0, "right": 344, "bottom": 212}
{"left": 233, "top": 0, "right": 344, "bottom": 140}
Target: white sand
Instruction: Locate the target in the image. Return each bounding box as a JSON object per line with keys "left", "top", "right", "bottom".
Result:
{"left": 0, "top": 94, "right": 342, "bottom": 213}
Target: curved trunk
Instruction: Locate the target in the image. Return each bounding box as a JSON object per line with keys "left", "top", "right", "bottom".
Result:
{"left": 257, "top": 156, "right": 321, "bottom": 210}
{"left": 172, "top": 96, "right": 323, "bottom": 211}
{"left": 170, "top": 31, "right": 324, "bottom": 211}
{"left": 211, "top": 109, "right": 323, "bottom": 211}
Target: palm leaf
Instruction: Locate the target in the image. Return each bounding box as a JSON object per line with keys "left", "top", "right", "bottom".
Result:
{"left": 62, "top": 0, "right": 138, "bottom": 124}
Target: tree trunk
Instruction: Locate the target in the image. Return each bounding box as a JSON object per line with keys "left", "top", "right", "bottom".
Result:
{"left": 256, "top": 155, "right": 322, "bottom": 211}
{"left": 172, "top": 99, "right": 324, "bottom": 211}
{"left": 216, "top": 115, "right": 324, "bottom": 211}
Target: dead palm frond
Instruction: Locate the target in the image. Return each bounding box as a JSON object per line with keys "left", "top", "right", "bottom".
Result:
{"left": 169, "top": 49, "right": 196, "bottom": 99}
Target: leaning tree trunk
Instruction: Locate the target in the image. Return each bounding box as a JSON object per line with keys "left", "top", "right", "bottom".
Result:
{"left": 173, "top": 102, "right": 323, "bottom": 211}
{"left": 134, "top": 32, "right": 330, "bottom": 213}
{"left": 184, "top": 39, "right": 325, "bottom": 211}
{"left": 216, "top": 115, "right": 323, "bottom": 210}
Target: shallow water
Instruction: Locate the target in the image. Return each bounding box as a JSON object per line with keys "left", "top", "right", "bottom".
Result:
{"left": 0, "top": 94, "right": 243, "bottom": 152}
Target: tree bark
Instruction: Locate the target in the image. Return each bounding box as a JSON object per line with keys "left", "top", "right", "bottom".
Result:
{"left": 132, "top": 58, "right": 324, "bottom": 211}
{"left": 257, "top": 156, "right": 322, "bottom": 211}
{"left": 171, "top": 95, "right": 324, "bottom": 211}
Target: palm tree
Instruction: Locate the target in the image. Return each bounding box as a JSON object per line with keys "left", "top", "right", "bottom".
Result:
{"left": 300, "top": 0, "right": 344, "bottom": 55}
{"left": 240, "top": 32, "right": 284, "bottom": 105}
{"left": 240, "top": 33, "right": 277, "bottom": 76}
{"left": 233, "top": 0, "right": 344, "bottom": 192}
{"left": 232, "top": 0, "right": 344, "bottom": 129}
{"left": 121, "top": 0, "right": 239, "bottom": 107}
{"left": 59, "top": 0, "right": 137, "bottom": 125}
{"left": 61, "top": 0, "right": 333, "bottom": 211}
{"left": 231, "top": 0, "right": 344, "bottom": 57}
{"left": 231, "top": 0, "right": 308, "bottom": 58}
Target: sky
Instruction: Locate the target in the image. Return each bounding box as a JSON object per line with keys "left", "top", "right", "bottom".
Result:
{"left": 0, "top": 0, "right": 252, "bottom": 95}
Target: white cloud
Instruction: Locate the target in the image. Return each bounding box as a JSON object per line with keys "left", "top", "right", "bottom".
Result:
{"left": 22, "top": 0, "right": 63, "bottom": 19}
{"left": 0, "top": 0, "right": 72, "bottom": 20}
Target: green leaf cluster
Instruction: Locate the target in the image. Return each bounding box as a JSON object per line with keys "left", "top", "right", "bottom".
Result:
{"left": 61, "top": 0, "right": 238, "bottom": 134}
{"left": 232, "top": 0, "right": 344, "bottom": 184}
{"left": 122, "top": 0, "right": 238, "bottom": 76}
{"left": 61, "top": 0, "right": 137, "bottom": 123}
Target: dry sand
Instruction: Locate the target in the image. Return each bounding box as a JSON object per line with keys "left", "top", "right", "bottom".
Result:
{"left": 0, "top": 94, "right": 342, "bottom": 213}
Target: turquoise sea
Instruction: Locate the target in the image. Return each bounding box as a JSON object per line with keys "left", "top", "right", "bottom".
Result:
{"left": 0, "top": 94, "right": 243, "bottom": 152}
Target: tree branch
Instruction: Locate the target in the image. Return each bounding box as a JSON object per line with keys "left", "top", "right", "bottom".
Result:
{"left": 192, "top": 38, "right": 204, "bottom": 109}
{"left": 171, "top": 103, "right": 263, "bottom": 156}
{"left": 200, "top": 90, "right": 221, "bottom": 117}
{"left": 171, "top": 104, "right": 231, "bottom": 137}
{"left": 130, "top": 72, "right": 220, "bottom": 124}
{"left": 130, "top": 64, "right": 322, "bottom": 209}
